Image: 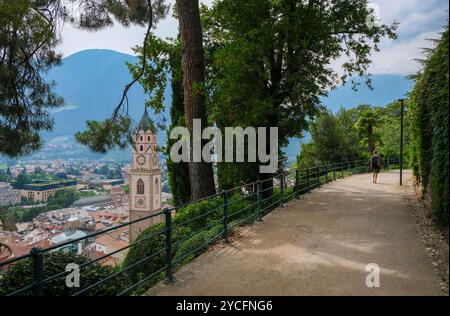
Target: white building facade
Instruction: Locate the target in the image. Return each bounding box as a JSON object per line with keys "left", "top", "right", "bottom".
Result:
{"left": 0, "top": 182, "right": 21, "bottom": 207}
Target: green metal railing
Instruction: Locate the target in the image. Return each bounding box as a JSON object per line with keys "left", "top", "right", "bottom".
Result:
{"left": 0, "top": 157, "right": 400, "bottom": 296}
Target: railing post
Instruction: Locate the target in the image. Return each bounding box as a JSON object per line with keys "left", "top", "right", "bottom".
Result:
{"left": 347, "top": 161, "right": 350, "bottom": 175}
{"left": 306, "top": 168, "right": 310, "bottom": 191}
{"left": 295, "top": 169, "right": 300, "bottom": 199}
{"left": 31, "top": 247, "right": 44, "bottom": 296}
{"left": 317, "top": 166, "right": 320, "bottom": 186}
{"left": 333, "top": 164, "right": 336, "bottom": 181}
{"left": 341, "top": 163, "right": 344, "bottom": 178}
{"left": 222, "top": 190, "right": 229, "bottom": 242}
{"left": 325, "top": 165, "right": 328, "bottom": 183}
{"left": 256, "top": 181, "right": 262, "bottom": 221}
{"left": 163, "top": 208, "right": 174, "bottom": 283}
{"left": 279, "top": 170, "right": 285, "bottom": 207}
{"left": 387, "top": 157, "right": 390, "bottom": 169}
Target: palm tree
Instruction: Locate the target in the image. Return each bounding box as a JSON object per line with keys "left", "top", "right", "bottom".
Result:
{"left": 354, "top": 109, "right": 382, "bottom": 154}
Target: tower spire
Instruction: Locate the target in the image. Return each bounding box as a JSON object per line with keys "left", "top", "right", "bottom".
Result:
{"left": 137, "top": 106, "right": 155, "bottom": 132}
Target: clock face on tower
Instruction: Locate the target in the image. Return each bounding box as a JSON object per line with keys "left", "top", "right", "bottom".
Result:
{"left": 136, "top": 197, "right": 145, "bottom": 207}
{"left": 137, "top": 154, "right": 146, "bottom": 165}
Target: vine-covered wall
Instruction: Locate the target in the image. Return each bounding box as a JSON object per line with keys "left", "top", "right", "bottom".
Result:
{"left": 409, "top": 26, "right": 449, "bottom": 225}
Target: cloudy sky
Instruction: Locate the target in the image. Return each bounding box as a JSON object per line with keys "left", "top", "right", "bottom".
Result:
{"left": 58, "top": 0, "right": 449, "bottom": 76}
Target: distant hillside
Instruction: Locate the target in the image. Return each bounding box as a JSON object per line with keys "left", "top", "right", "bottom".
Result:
{"left": 8, "top": 49, "right": 412, "bottom": 162}
{"left": 36, "top": 49, "right": 170, "bottom": 160}
{"left": 46, "top": 49, "right": 171, "bottom": 136}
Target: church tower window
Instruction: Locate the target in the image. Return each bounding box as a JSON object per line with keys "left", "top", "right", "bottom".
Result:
{"left": 137, "top": 179, "right": 144, "bottom": 195}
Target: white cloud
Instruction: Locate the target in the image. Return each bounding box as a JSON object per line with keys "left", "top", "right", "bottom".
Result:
{"left": 369, "top": 31, "right": 442, "bottom": 75}
{"left": 57, "top": 0, "right": 448, "bottom": 77}
{"left": 58, "top": 0, "right": 213, "bottom": 57}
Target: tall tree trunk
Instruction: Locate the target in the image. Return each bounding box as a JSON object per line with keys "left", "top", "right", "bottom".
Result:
{"left": 176, "top": 0, "right": 216, "bottom": 201}
{"left": 166, "top": 41, "right": 191, "bottom": 205}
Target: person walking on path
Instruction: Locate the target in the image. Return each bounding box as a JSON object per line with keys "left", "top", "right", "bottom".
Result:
{"left": 370, "top": 150, "right": 381, "bottom": 184}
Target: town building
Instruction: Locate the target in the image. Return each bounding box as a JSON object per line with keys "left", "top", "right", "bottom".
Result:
{"left": 20, "top": 179, "right": 77, "bottom": 202}
{"left": 50, "top": 229, "right": 88, "bottom": 254}
{"left": 85, "top": 178, "right": 125, "bottom": 190}
{"left": 128, "top": 108, "right": 162, "bottom": 241}
{"left": 0, "top": 182, "right": 21, "bottom": 207}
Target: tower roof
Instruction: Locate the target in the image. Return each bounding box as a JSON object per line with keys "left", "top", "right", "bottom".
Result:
{"left": 137, "top": 107, "right": 155, "bottom": 132}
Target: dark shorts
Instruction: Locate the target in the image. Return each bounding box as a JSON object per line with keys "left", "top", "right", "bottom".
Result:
{"left": 372, "top": 167, "right": 380, "bottom": 173}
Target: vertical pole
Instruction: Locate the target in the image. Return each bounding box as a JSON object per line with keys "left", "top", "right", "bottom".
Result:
{"left": 341, "top": 163, "right": 344, "bottom": 178}
{"left": 306, "top": 168, "right": 310, "bottom": 191}
{"left": 256, "top": 180, "right": 262, "bottom": 221}
{"left": 333, "top": 164, "right": 336, "bottom": 181}
{"left": 295, "top": 169, "right": 300, "bottom": 199}
{"left": 317, "top": 166, "right": 320, "bottom": 186}
{"left": 347, "top": 161, "right": 350, "bottom": 176}
{"left": 223, "top": 190, "right": 229, "bottom": 242}
{"left": 31, "top": 247, "right": 44, "bottom": 296}
{"left": 164, "top": 208, "right": 174, "bottom": 283}
{"left": 279, "top": 170, "right": 285, "bottom": 207}
{"left": 399, "top": 98, "right": 404, "bottom": 185}
{"left": 325, "top": 165, "right": 328, "bottom": 183}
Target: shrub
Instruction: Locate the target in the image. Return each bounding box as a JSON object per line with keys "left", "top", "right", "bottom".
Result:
{"left": 173, "top": 224, "right": 223, "bottom": 266}
{"left": 0, "top": 251, "right": 129, "bottom": 296}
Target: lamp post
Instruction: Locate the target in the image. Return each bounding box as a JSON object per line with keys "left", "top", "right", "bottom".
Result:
{"left": 398, "top": 98, "right": 405, "bottom": 185}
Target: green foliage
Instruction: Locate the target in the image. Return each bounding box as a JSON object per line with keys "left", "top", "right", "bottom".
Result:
{"left": 377, "top": 101, "right": 409, "bottom": 162}
{"left": 94, "top": 164, "right": 123, "bottom": 179}
{"left": 354, "top": 108, "right": 383, "bottom": 154}
{"left": 297, "top": 107, "right": 363, "bottom": 167}
{"left": 47, "top": 189, "right": 80, "bottom": 209}
{"left": 75, "top": 116, "right": 133, "bottom": 153}
{"left": 173, "top": 225, "right": 223, "bottom": 266}
{"left": 0, "top": 168, "right": 11, "bottom": 182}
{"left": 164, "top": 39, "right": 192, "bottom": 204}
{"left": 0, "top": 0, "right": 64, "bottom": 157}
{"left": 409, "top": 25, "right": 449, "bottom": 225}
{"left": 7, "top": 189, "right": 80, "bottom": 223}
{"left": 0, "top": 207, "right": 17, "bottom": 231}
{"left": 297, "top": 102, "right": 409, "bottom": 168}
{"left": 0, "top": 251, "right": 130, "bottom": 296}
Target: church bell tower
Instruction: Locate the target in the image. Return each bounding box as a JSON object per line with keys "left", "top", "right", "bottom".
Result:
{"left": 129, "top": 107, "right": 162, "bottom": 242}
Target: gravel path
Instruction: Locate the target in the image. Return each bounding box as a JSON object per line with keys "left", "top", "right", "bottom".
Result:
{"left": 146, "top": 170, "right": 443, "bottom": 296}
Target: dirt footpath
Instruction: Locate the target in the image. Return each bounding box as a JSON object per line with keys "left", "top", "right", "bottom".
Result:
{"left": 146, "top": 170, "right": 443, "bottom": 296}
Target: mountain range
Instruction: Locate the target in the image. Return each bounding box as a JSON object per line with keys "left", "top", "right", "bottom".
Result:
{"left": 11, "top": 49, "right": 414, "bottom": 162}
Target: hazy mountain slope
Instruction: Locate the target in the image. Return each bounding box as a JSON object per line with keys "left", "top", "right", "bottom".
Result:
{"left": 17, "top": 49, "right": 412, "bottom": 161}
